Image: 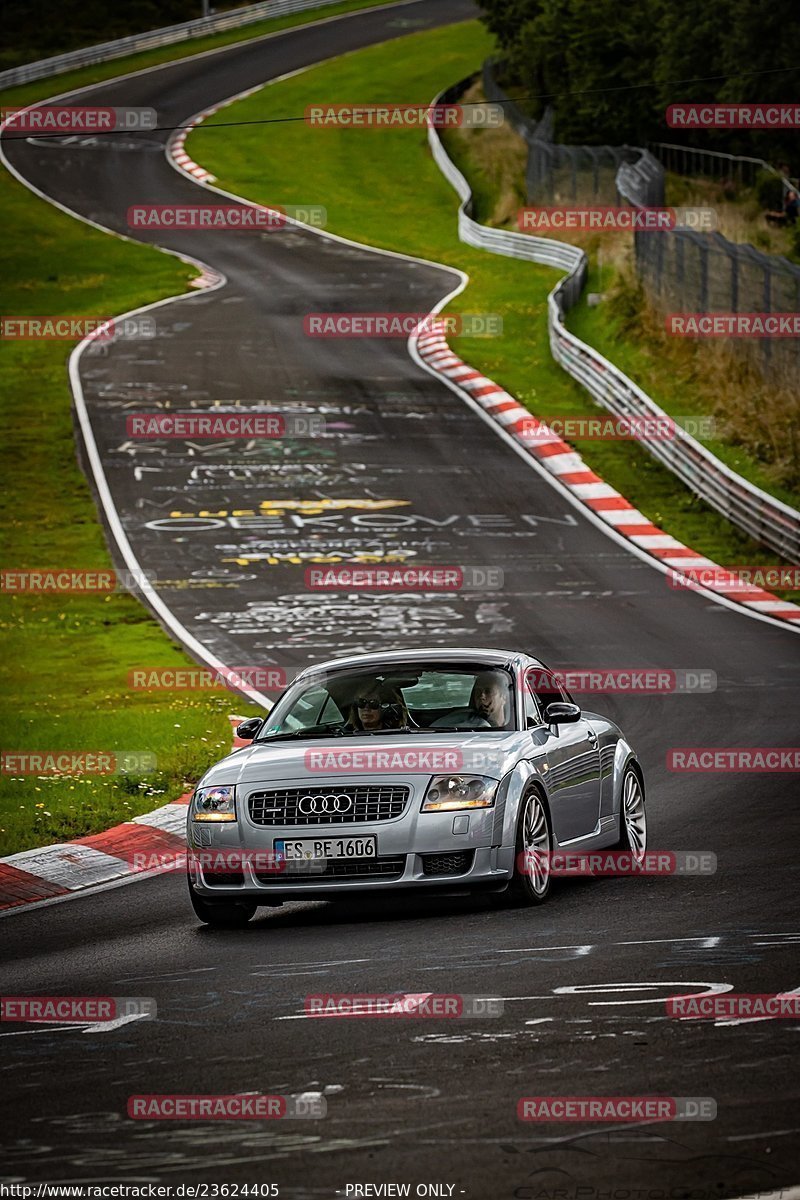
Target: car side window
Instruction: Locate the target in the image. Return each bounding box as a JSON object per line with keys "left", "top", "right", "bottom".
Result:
{"left": 524, "top": 685, "right": 541, "bottom": 728}
{"left": 526, "top": 667, "right": 569, "bottom": 717}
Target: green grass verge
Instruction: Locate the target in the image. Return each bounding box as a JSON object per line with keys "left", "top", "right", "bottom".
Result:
{"left": 0, "top": 0, "right": 408, "bottom": 109}
{"left": 0, "top": 170, "right": 264, "bottom": 856}
{"left": 191, "top": 19, "right": 800, "bottom": 602}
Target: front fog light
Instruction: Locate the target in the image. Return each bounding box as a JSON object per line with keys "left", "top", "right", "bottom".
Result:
{"left": 422, "top": 775, "right": 498, "bottom": 812}
{"left": 192, "top": 784, "right": 236, "bottom": 822}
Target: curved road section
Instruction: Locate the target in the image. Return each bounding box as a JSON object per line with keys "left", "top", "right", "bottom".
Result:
{"left": 2, "top": 2, "right": 799, "bottom": 1194}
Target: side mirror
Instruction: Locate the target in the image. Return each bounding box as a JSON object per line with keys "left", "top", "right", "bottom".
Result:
{"left": 544, "top": 701, "right": 582, "bottom": 724}
{"left": 235, "top": 717, "right": 264, "bottom": 741}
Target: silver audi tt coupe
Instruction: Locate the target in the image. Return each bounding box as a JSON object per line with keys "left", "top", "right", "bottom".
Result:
{"left": 186, "top": 648, "right": 647, "bottom": 926}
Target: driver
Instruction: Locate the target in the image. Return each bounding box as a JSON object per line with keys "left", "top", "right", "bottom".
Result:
{"left": 469, "top": 671, "right": 510, "bottom": 728}
{"left": 429, "top": 670, "right": 512, "bottom": 729}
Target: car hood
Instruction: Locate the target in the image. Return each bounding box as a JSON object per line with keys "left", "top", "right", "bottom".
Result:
{"left": 198, "top": 731, "right": 530, "bottom": 789}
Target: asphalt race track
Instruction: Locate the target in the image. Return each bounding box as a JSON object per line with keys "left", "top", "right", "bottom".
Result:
{"left": 2, "top": 1, "right": 799, "bottom": 1195}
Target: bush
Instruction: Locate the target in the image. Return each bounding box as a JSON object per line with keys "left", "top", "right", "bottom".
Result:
{"left": 756, "top": 170, "right": 785, "bottom": 211}
{"left": 791, "top": 222, "right": 800, "bottom": 262}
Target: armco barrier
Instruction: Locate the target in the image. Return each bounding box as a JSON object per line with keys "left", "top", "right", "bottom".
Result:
{"left": 428, "top": 78, "right": 800, "bottom": 561}
{"left": 0, "top": 0, "right": 349, "bottom": 89}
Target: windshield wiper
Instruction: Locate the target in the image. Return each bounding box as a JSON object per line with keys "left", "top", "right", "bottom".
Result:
{"left": 355, "top": 727, "right": 423, "bottom": 735}
{"left": 255, "top": 727, "right": 355, "bottom": 744}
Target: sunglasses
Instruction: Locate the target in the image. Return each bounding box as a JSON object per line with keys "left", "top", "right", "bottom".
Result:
{"left": 355, "top": 697, "right": 384, "bottom": 709}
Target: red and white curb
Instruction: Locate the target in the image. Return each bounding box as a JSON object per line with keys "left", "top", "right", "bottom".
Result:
{"left": 0, "top": 717, "right": 251, "bottom": 912}
{"left": 168, "top": 107, "right": 226, "bottom": 291}
{"left": 415, "top": 330, "right": 800, "bottom": 625}
{"left": 169, "top": 109, "right": 217, "bottom": 184}
{"left": 167, "top": 83, "right": 267, "bottom": 190}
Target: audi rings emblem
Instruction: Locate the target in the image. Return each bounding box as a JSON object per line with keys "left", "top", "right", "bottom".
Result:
{"left": 298, "top": 793, "right": 353, "bottom": 815}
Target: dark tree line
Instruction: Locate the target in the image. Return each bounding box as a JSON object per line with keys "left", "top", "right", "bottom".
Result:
{"left": 479, "top": 0, "right": 800, "bottom": 165}
{"left": 3, "top": 1, "right": 241, "bottom": 70}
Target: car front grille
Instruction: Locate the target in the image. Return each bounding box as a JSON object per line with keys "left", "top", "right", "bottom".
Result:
{"left": 248, "top": 785, "right": 409, "bottom": 826}
{"left": 420, "top": 851, "right": 475, "bottom": 877}
{"left": 254, "top": 855, "right": 407, "bottom": 883}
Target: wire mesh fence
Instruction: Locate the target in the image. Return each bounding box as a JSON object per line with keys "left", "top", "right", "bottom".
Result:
{"left": 483, "top": 59, "right": 799, "bottom": 381}
{"left": 634, "top": 229, "right": 800, "bottom": 376}
{"left": 482, "top": 60, "right": 639, "bottom": 205}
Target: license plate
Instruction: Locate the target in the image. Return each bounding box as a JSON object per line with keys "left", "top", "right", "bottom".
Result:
{"left": 275, "top": 836, "right": 377, "bottom": 862}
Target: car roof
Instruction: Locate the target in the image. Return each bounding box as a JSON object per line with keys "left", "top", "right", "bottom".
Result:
{"left": 294, "top": 648, "right": 543, "bottom": 680}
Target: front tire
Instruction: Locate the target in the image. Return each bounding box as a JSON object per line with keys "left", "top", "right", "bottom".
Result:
{"left": 508, "top": 788, "right": 553, "bottom": 905}
{"left": 611, "top": 765, "right": 647, "bottom": 864}
{"left": 188, "top": 878, "right": 257, "bottom": 927}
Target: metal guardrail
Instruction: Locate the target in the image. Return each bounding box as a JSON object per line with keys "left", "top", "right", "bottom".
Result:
{"left": 0, "top": 0, "right": 346, "bottom": 89}
{"left": 616, "top": 149, "right": 665, "bottom": 208}
{"left": 649, "top": 142, "right": 794, "bottom": 192}
{"left": 428, "top": 79, "right": 800, "bottom": 560}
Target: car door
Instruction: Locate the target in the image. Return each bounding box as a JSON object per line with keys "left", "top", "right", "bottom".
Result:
{"left": 525, "top": 667, "right": 602, "bottom": 843}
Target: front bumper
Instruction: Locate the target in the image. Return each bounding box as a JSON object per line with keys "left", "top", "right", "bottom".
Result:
{"left": 187, "top": 776, "right": 513, "bottom": 900}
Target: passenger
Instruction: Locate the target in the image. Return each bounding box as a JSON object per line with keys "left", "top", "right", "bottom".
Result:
{"left": 346, "top": 682, "right": 408, "bottom": 731}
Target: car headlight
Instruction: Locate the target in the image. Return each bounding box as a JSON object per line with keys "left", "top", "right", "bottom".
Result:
{"left": 191, "top": 784, "right": 236, "bottom": 822}
{"left": 422, "top": 775, "right": 498, "bottom": 812}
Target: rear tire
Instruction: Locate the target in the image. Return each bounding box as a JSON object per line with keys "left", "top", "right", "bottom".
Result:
{"left": 507, "top": 787, "right": 553, "bottom": 906}
{"left": 188, "top": 878, "right": 257, "bottom": 927}
{"left": 611, "top": 765, "right": 647, "bottom": 864}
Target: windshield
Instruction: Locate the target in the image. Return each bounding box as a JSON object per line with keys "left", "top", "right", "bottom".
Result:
{"left": 256, "top": 663, "right": 517, "bottom": 741}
